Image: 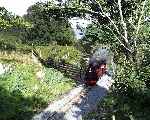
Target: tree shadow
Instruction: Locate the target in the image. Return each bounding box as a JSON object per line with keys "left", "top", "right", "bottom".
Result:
{"left": 33, "top": 111, "right": 66, "bottom": 120}
{"left": 69, "top": 85, "right": 108, "bottom": 119}
{"left": 32, "top": 84, "right": 109, "bottom": 120}
{"left": 112, "top": 88, "right": 150, "bottom": 120}
{"left": 0, "top": 41, "right": 16, "bottom": 51}
{"left": 0, "top": 85, "right": 47, "bottom": 120}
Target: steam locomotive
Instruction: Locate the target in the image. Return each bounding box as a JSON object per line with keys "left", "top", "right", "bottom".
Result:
{"left": 84, "top": 59, "right": 107, "bottom": 86}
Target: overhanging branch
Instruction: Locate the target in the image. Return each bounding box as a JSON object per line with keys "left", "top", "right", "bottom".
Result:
{"left": 89, "top": 0, "right": 130, "bottom": 50}
{"left": 134, "top": 0, "right": 147, "bottom": 48}
{"left": 46, "top": 2, "right": 131, "bottom": 52}
{"left": 118, "top": 0, "right": 128, "bottom": 43}
{"left": 103, "top": 25, "right": 132, "bottom": 53}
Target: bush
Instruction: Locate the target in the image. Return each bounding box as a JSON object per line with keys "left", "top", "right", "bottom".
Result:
{"left": 0, "top": 62, "right": 75, "bottom": 120}
{"left": 85, "top": 44, "right": 150, "bottom": 120}
{"left": 36, "top": 45, "right": 82, "bottom": 66}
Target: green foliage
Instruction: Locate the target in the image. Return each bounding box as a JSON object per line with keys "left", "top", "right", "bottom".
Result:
{"left": 86, "top": 24, "right": 115, "bottom": 43}
{"left": 0, "top": 7, "right": 31, "bottom": 32}
{"left": 85, "top": 89, "right": 150, "bottom": 120}
{"left": 44, "top": 67, "right": 71, "bottom": 84}
{"left": 138, "top": 21, "right": 150, "bottom": 44}
{"left": 0, "top": 7, "right": 13, "bottom": 30}
{"left": 81, "top": 23, "right": 116, "bottom": 53}
{"left": 0, "top": 31, "right": 82, "bottom": 66}
{"left": 36, "top": 45, "right": 82, "bottom": 66}
{"left": 0, "top": 85, "right": 46, "bottom": 120}
{"left": 138, "top": 44, "right": 150, "bottom": 88}
{"left": 0, "top": 32, "right": 33, "bottom": 53}
{"left": 0, "top": 62, "right": 75, "bottom": 120}
{"left": 22, "top": 2, "right": 76, "bottom": 46}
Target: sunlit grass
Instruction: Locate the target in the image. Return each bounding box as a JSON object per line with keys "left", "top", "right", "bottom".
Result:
{"left": 0, "top": 61, "right": 75, "bottom": 120}
{"left": 0, "top": 32, "right": 79, "bottom": 120}
{"left": 0, "top": 51, "right": 75, "bottom": 120}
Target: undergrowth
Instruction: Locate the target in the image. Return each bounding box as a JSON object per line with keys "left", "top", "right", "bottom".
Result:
{"left": 0, "top": 59, "right": 75, "bottom": 120}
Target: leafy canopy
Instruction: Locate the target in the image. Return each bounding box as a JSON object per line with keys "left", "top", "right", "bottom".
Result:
{"left": 23, "top": 2, "right": 76, "bottom": 45}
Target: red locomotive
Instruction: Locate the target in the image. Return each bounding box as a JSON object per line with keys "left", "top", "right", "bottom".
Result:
{"left": 85, "top": 60, "right": 107, "bottom": 86}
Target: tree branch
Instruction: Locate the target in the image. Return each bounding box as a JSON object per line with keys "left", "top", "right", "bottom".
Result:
{"left": 136, "top": 0, "right": 147, "bottom": 36}
{"left": 128, "top": 17, "right": 136, "bottom": 30}
{"left": 118, "top": 0, "right": 128, "bottom": 42}
{"left": 103, "top": 25, "right": 132, "bottom": 53}
{"left": 134, "top": 0, "right": 147, "bottom": 48}
{"left": 89, "top": 0, "right": 130, "bottom": 49}
{"left": 105, "top": 14, "right": 129, "bottom": 45}
{"left": 46, "top": 2, "right": 131, "bottom": 52}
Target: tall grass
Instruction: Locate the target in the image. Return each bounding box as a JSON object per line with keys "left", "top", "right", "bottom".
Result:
{"left": 0, "top": 61, "right": 75, "bottom": 120}
{"left": 0, "top": 31, "right": 80, "bottom": 119}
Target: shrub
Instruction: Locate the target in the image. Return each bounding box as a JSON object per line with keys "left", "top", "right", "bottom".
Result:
{"left": 0, "top": 62, "right": 75, "bottom": 120}
{"left": 36, "top": 45, "right": 82, "bottom": 66}
{"left": 85, "top": 44, "right": 150, "bottom": 120}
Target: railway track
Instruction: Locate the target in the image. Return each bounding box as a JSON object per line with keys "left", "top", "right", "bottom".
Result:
{"left": 47, "top": 86, "right": 88, "bottom": 120}
{"left": 47, "top": 88, "right": 88, "bottom": 120}
{"left": 32, "top": 85, "right": 88, "bottom": 120}
{"left": 46, "top": 76, "right": 112, "bottom": 120}
{"left": 33, "top": 75, "right": 112, "bottom": 120}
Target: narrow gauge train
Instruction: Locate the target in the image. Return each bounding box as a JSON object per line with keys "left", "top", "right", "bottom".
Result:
{"left": 84, "top": 59, "right": 107, "bottom": 86}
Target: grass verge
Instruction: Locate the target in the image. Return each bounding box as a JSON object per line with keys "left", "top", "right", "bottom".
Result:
{"left": 0, "top": 56, "right": 75, "bottom": 120}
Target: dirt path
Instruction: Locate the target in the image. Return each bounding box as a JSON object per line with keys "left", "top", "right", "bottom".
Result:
{"left": 32, "top": 75, "right": 113, "bottom": 120}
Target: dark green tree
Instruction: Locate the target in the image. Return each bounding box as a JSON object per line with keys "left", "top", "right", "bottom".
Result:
{"left": 0, "top": 7, "right": 31, "bottom": 32}
{"left": 23, "top": 2, "right": 76, "bottom": 45}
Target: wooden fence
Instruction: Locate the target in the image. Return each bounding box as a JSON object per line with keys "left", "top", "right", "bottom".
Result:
{"left": 33, "top": 50, "right": 85, "bottom": 82}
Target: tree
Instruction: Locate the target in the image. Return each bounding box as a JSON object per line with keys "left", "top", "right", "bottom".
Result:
{"left": 0, "top": 7, "right": 31, "bottom": 32}
{"left": 45, "top": 0, "right": 150, "bottom": 119}
{"left": 80, "top": 23, "right": 116, "bottom": 53}
{"left": 45, "top": 0, "right": 150, "bottom": 72}
{"left": 23, "top": 2, "right": 76, "bottom": 46}
{"left": 46, "top": 0, "right": 149, "bottom": 53}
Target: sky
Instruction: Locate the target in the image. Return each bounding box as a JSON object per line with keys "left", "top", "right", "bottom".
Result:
{"left": 69, "top": 17, "right": 91, "bottom": 39}
{"left": 0, "top": 0, "right": 91, "bottom": 39}
{"left": 0, "top": 0, "right": 46, "bottom": 16}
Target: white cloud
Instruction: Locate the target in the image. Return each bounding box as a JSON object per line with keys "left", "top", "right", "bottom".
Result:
{"left": 0, "top": 0, "right": 46, "bottom": 16}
